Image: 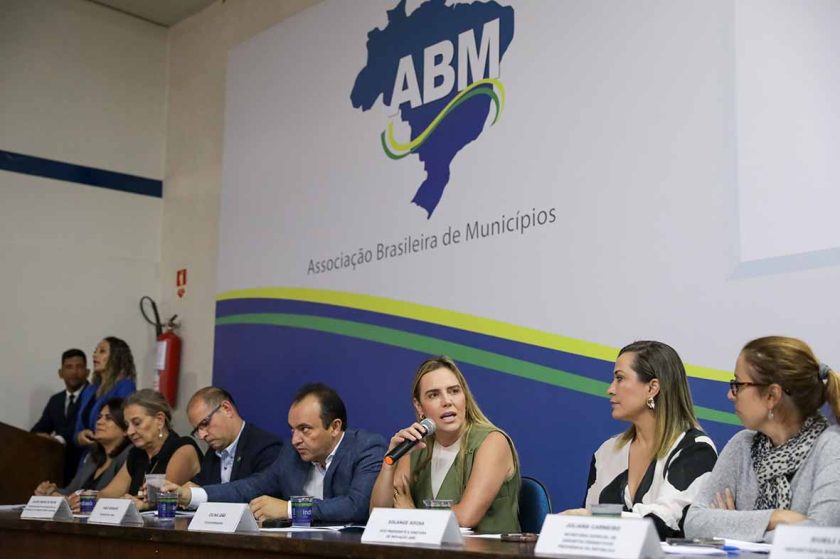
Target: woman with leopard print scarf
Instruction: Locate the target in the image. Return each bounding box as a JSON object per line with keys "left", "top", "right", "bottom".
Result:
{"left": 685, "top": 336, "right": 840, "bottom": 542}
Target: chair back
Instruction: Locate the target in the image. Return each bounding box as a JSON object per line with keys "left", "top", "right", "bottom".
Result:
{"left": 519, "top": 475, "right": 552, "bottom": 533}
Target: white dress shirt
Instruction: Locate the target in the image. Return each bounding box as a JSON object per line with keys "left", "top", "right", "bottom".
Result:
{"left": 218, "top": 422, "right": 245, "bottom": 484}
{"left": 287, "top": 432, "right": 346, "bottom": 517}
{"left": 189, "top": 422, "right": 246, "bottom": 508}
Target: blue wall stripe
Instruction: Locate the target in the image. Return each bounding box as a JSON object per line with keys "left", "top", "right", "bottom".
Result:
{"left": 0, "top": 149, "right": 162, "bottom": 198}
{"left": 215, "top": 298, "right": 731, "bottom": 412}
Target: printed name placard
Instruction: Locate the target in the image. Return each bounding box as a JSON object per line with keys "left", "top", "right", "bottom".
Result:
{"left": 20, "top": 496, "right": 73, "bottom": 521}
{"left": 188, "top": 503, "right": 259, "bottom": 534}
{"left": 771, "top": 525, "right": 840, "bottom": 559}
{"left": 362, "top": 508, "right": 463, "bottom": 546}
{"left": 535, "top": 515, "right": 662, "bottom": 559}
{"left": 88, "top": 498, "right": 143, "bottom": 525}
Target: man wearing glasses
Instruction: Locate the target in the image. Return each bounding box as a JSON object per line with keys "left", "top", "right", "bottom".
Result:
{"left": 187, "top": 387, "right": 282, "bottom": 488}
{"left": 164, "top": 383, "right": 386, "bottom": 524}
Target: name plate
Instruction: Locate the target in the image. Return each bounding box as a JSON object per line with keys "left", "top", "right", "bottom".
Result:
{"left": 535, "top": 515, "right": 662, "bottom": 559}
{"left": 88, "top": 498, "right": 143, "bottom": 525}
{"left": 188, "top": 503, "right": 259, "bottom": 534}
{"left": 362, "top": 508, "right": 463, "bottom": 546}
{"left": 771, "top": 525, "right": 840, "bottom": 559}
{"left": 21, "top": 496, "right": 73, "bottom": 521}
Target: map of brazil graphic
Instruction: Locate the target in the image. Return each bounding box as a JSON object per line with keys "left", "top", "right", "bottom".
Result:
{"left": 351, "top": 0, "right": 515, "bottom": 218}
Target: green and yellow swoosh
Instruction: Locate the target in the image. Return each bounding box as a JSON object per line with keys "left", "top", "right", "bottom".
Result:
{"left": 381, "top": 78, "right": 506, "bottom": 160}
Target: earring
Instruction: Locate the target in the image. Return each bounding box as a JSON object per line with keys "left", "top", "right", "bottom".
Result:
{"left": 647, "top": 397, "right": 656, "bottom": 410}
{"left": 768, "top": 408, "right": 775, "bottom": 421}
{"left": 158, "top": 428, "right": 164, "bottom": 439}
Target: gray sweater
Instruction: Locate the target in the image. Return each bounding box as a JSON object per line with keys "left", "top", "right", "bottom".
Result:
{"left": 684, "top": 425, "right": 840, "bottom": 542}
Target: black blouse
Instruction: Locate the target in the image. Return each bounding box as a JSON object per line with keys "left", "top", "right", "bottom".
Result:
{"left": 126, "top": 431, "right": 202, "bottom": 495}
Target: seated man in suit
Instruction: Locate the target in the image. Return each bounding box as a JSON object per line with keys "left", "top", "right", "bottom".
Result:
{"left": 31, "top": 348, "right": 90, "bottom": 483}
{"left": 165, "top": 383, "right": 386, "bottom": 524}
{"left": 188, "top": 387, "right": 283, "bottom": 486}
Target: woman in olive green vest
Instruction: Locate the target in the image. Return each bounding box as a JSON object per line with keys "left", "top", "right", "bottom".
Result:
{"left": 370, "top": 356, "right": 520, "bottom": 533}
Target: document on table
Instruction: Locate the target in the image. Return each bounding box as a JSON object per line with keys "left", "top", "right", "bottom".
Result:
{"left": 724, "top": 539, "right": 772, "bottom": 553}
{"left": 661, "top": 539, "right": 772, "bottom": 555}
{"left": 661, "top": 543, "right": 726, "bottom": 555}
{"left": 260, "top": 526, "right": 345, "bottom": 532}
{"left": 0, "top": 504, "right": 26, "bottom": 512}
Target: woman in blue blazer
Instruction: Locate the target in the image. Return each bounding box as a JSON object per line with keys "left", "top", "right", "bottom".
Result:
{"left": 75, "top": 337, "right": 137, "bottom": 448}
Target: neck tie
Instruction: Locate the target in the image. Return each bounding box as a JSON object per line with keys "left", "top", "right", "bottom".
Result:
{"left": 67, "top": 394, "right": 75, "bottom": 418}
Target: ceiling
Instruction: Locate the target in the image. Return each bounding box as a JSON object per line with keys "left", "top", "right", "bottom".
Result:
{"left": 88, "top": 0, "right": 217, "bottom": 27}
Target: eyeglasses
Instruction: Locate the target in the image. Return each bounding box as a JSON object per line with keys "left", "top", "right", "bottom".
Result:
{"left": 190, "top": 404, "right": 222, "bottom": 437}
{"left": 729, "top": 380, "right": 769, "bottom": 395}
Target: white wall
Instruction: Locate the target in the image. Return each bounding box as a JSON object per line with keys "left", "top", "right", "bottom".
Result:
{"left": 161, "top": 0, "right": 319, "bottom": 433}
{"left": 0, "top": 0, "right": 166, "bottom": 429}
{"left": 0, "top": 0, "right": 166, "bottom": 177}
{"left": 0, "top": 0, "right": 319, "bottom": 434}
{"left": 5, "top": 0, "right": 836, "bottom": 436}
{"left": 735, "top": 0, "right": 840, "bottom": 263}
{"left": 164, "top": 0, "right": 840, "bottom": 435}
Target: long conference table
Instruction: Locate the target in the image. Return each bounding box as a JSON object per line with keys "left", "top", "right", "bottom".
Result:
{"left": 0, "top": 511, "right": 538, "bottom": 559}
{"left": 0, "top": 511, "right": 768, "bottom": 559}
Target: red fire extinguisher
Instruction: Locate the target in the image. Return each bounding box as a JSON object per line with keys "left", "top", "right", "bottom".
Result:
{"left": 141, "top": 296, "right": 181, "bottom": 407}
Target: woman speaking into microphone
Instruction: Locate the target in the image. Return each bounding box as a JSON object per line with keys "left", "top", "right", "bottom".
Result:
{"left": 369, "top": 356, "right": 521, "bottom": 533}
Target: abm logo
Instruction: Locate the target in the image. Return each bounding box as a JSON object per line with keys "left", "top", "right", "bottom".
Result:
{"left": 351, "top": 0, "right": 515, "bottom": 218}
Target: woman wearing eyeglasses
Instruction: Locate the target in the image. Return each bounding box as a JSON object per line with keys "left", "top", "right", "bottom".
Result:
{"left": 685, "top": 336, "right": 840, "bottom": 541}
{"left": 98, "top": 389, "right": 202, "bottom": 509}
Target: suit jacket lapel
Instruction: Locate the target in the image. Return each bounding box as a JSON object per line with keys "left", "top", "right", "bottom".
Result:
{"left": 288, "top": 450, "right": 310, "bottom": 495}
{"left": 322, "top": 430, "right": 352, "bottom": 498}
{"left": 230, "top": 423, "right": 250, "bottom": 481}
{"left": 207, "top": 453, "right": 222, "bottom": 485}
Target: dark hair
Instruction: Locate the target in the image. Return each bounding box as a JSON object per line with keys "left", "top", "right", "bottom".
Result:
{"left": 96, "top": 337, "right": 137, "bottom": 397}
{"left": 188, "top": 386, "right": 237, "bottom": 410}
{"left": 742, "top": 336, "right": 840, "bottom": 422}
{"left": 617, "top": 341, "right": 699, "bottom": 459}
{"left": 124, "top": 389, "right": 173, "bottom": 430}
{"left": 103, "top": 337, "right": 136, "bottom": 380}
{"left": 61, "top": 349, "right": 86, "bottom": 365}
{"left": 103, "top": 397, "right": 128, "bottom": 430}
{"left": 293, "top": 383, "right": 347, "bottom": 431}
{"left": 89, "top": 397, "right": 130, "bottom": 468}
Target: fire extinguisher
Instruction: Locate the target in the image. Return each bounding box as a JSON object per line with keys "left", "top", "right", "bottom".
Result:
{"left": 140, "top": 296, "right": 181, "bottom": 407}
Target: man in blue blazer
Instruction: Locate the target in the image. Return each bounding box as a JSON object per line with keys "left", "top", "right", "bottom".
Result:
{"left": 168, "top": 383, "right": 386, "bottom": 524}
{"left": 31, "top": 348, "right": 90, "bottom": 484}
{"left": 187, "top": 387, "right": 282, "bottom": 486}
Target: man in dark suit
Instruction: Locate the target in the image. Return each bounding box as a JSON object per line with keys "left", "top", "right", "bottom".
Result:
{"left": 166, "top": 383, "right": 386, "bottom": 524}
{"left": 31, "top": 348, "right": 90, "bottom": 484}
{"left": 187, "top": 386, "right": 282, "bottom": 486}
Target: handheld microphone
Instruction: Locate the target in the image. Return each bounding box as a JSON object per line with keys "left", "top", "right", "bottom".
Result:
{"left": 383, "top": 418, "right": 436, "bottom": 465}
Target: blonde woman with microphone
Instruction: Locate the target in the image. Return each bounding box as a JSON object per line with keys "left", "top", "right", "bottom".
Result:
{"left": 369, "top": 356, "right": 520, "bottom": 533}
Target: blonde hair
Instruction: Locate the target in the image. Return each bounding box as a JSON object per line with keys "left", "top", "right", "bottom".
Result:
{"left": 741, "top": 336, "right": 840, "bottom": 422}
{"left": 616, "top": 341, "right": 700, "bottom": 459}
{"left": 124, "top": 389, "right": 172, "bottom": 431}
{"left": 410, "top": 356, "right": 518, "bottom": 487}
